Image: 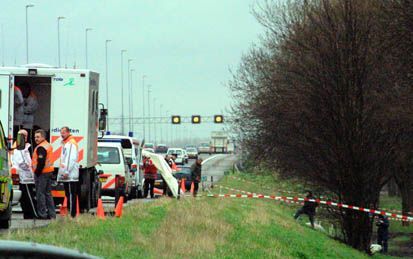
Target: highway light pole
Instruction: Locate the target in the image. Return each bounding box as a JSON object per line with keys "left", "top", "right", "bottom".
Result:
{"left": 57, "top": 16, "right": 65, "bottom": 67}
{"left": 105, "top": 39, "right": 111, "bottom": 130}
{"left": 130, "top": 68, "right": 136, "bottom": 134}
{"left": 142, "top": 75, "right": 146, "bottom": 140}
{"left": 127, "top": 59, "right": 134, "bottom": 133}
{"left": 147, "top": 84, "right": 151, "bottom": 142}
{"left": 120, "top": 49, "right": 127, "bottom": 134}
{"left": 165, "top": 110, "right": 170, "bottom": 145}
{"left": 85, "top": 28, "right": 92, "bottom": 68}
{"left": 153, "top": 97, "right": 157, "bottom": 144}
{"left": 25, "top": 4, "right": 34, "bottom": 64}
{"left": 160, "top": 104, "right": 163, "bottom": 143}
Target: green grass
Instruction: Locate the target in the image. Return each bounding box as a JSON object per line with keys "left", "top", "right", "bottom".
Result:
{"left": 0, "top": 172, "right": 400, "bottom": 259}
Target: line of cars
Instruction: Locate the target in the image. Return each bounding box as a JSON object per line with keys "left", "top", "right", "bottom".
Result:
{"left": 96, "top": 135, "right": 144, "bottom": 204}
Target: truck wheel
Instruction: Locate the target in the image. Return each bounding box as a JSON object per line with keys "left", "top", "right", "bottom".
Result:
{"left": 0, "top": 203, "right": 11, "bottom": 229}
{"left": 90, "top": 171, "right": 101, "bottom": 208}
{"left": 129, "top": 186, "right": 137, "bottom": 199}
{"left": 137, "top": 189, "right": 143, "bottom": 199}
{"left": 80, "top": 169, "right": 91, "bottom": 212}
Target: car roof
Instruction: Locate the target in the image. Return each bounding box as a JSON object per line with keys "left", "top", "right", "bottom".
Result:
{"left": 98, "top": 142, "right": 122, "bottom": 148}
{"left": 101, "top": 135, "right": 140, "bottom": 144}
{"left": 168, "top": 148, "right": 183, "bottom": 151}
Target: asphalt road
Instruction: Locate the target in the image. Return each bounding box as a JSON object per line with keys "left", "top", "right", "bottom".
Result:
{"left": 6, "top": 153, "right": 236, "bottom": 230}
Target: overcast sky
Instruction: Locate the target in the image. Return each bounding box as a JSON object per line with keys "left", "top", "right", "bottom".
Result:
{"left": 1, "top": 0, "right": 263, "bottom": 142}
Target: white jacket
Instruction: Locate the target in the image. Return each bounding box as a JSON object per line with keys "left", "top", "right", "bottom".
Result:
{"left": 13, "top": 87, "right": 24, "bottom": 125}
{"left": 11, "top": 143, "right": 34, "bottom": 184}
{"left": 23, "top": 93, "right": 38, "bottom": 129}
{"left": 57, "top": 137, "right": 79, "bottom": 182}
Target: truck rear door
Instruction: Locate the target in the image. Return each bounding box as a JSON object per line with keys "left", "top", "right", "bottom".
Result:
{"left": 0, "top": 74, "right": 12, "bottom": 142}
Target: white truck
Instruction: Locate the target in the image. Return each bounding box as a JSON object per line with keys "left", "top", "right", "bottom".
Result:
{"left": 0, "top": 64, "right": 103, "bottom": 212}
{"left": 210, "top": 131, "right": 228, "bottom": 153}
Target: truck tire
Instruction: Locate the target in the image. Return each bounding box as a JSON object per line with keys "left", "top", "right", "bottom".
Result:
{"left": 90, "top": 169, "right": 100, "bottom": 208}
{"left": 129, "top": 186, "right": 137, "bottom": 199}
{"left": 137, "top": 189, "right": 143, "bottom": 199}
{"left": 0, "top": 202, "right": 11, "bottom": 229}
{"left": 79, "top": 169, "right": 91, "bottom": 212}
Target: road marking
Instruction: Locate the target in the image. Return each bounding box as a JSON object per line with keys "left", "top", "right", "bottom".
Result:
{"left": 202, "top": 154, "right": 226, "bottom": 165}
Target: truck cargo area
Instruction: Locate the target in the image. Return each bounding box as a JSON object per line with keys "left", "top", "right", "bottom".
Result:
{"left": 14, "top": 76, "right": 52, "bottom": 142}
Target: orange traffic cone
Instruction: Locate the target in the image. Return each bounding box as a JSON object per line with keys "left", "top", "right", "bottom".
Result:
{"left": 76, "top": 196, "right": 80, "bottom": 217}
{"left": 115, "top": 196, "right": 124, "bottom": 218}
{"left": 181, "top": 178, "right": 186, "bottom": 192}
{"left": 96, "top": 198, "right": 105, "bottom": 219}
{"left": 154, "top": 188, "right": 163, "bottom": 195}
{"left": 60, "top": 197, "right": 68, "bottom": 216}
{"left": 190, "top": 182, "right": 194, "bottom": 193}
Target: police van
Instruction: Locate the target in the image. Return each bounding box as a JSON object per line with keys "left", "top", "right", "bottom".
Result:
{"left": 0, "top": 64, "right": 105, "bottom": 213}
{"left": 98, "top": 135, "right": 143, "bottom": 199}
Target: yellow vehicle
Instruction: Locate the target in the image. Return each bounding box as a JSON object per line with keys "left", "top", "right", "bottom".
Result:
{"left": 0, "top": 121, "right": 12, "bottom": 229}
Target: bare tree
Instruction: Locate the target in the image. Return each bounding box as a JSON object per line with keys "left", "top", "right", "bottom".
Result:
{"left": 230, "top": 0, "right": 411, "bottom": 251}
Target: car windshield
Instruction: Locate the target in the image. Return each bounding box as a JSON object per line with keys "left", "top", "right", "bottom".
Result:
{"left": 168, "top": 149, "right": 182, "bottom": 155}
{"left": 187, "top": 148, "right": 197, "bottom": 152}
{"left": 98, "top": 147, "right": 121, "bottom": 164}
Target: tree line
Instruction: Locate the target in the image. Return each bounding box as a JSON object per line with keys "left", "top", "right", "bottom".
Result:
{"left": 229, "top": 0, "right": 412, "bottom": 252}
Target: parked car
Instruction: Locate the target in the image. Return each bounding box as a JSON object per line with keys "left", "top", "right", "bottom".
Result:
{"left": 186, "top": 147, "right": 199, "bottom": 159}
{"left": 144, "top": 148, "right": 155, "bottom": 153}
{"left": 197, "top": 142, "right": 211, "bottom": 154}
{"left": 143, "top": 143, "right": 154, "bottom": 149}
{"left": 155, "top": 144, "right": 168, "bottom": 154}
{"left": 98, "top": 135, "right": 142, "bottom": 199}
{"left": 96, "top": 142, "right": 132, "bottom": 204}
{"left": 174, "top": 165, "right": 192, "bottom": 190}
{"left": 167, "top": 148, "right": 187, "bottom": 165}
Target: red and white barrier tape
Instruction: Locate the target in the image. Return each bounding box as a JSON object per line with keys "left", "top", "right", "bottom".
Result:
{"left": 227, "top": 177, "right": 413, "bottom": 217}
{"left": 207, "top": 193, "right": 413, "bottom": 222}
{"left": 228, "top": 176, "right": 338, "bottom": 200}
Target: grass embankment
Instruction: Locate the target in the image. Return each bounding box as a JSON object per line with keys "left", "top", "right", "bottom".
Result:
{"left": 1, "top": 172, "right": 397, "bottom": 259}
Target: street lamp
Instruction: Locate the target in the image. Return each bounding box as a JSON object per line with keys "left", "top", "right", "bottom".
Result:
{"left": 25, "top": 4, "right": 34, "bottom": 64}
{"left": 165, "top": 110, "right": 170, "bottom": 145}
{"left": 127, "top": 59, "right": 134, "bottom": 133}
{"left": 160, "top": 104, "right": 163, "bottom": 143}
{"left": 147, "top": 84, "right": 151, "bottom": 141}
{"left": 85, "top": 28, "right": 92, "bottom": 68}
{"left": 153, "top": 97, "right": 157, "bottom": 144}
{"left": 130, "top": 68, "right": 136, "bottom": 134}
{"left": 57, "top": 16, "right": 65, "bottom": 67}
{"left": 142, "top": 75, "right": 146, "bottom": 140}
{"left": 120, "top": 49, "right": 127, "bottom": 134}
{"left": 105, "top": 39, "right": 111, "bottom": 130}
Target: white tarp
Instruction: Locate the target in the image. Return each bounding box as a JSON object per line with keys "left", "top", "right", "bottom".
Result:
{"left": 142, "top": 150, "right": 179, "bottom": 197}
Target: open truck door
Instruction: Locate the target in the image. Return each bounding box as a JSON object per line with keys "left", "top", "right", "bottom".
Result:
{"left": 0, "top": 74, "right": 13, "bottom": 229}
{"left": 0, "top": 74, "right": 13, "bottom": 145}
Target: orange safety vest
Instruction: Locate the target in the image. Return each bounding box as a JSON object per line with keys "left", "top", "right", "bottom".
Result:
{"left": 32, "top": 140, "right": 54, "bottom": 173}
{"left": 63, "top": 135, "right": 78, "bottom": 149}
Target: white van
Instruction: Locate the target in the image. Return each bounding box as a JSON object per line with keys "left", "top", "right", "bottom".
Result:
{"left": 167, "top": 148, "right": 188, "bottom": 165}
{"left": 98, "top": 135, "right": 143, "bottom": 198}
{"left": 0, "top": 64, "right": 102, "bottom": 212}
{"left": 96, "top": 142, "right": 131, "bottom": 203}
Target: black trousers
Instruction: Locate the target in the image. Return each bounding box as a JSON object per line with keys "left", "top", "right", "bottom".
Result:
{"left": 161, "top": 176, "right": 169, "bottom": 196}
{"left": 63, "top": 182, "right": 79, "bottom": 218}
{"left": 377, "top": 234, "right": 388, "bottom": 253}
{"left": 19, "top": 183, "right": 38, "bottom": 219}
{"left": 193, "top": 182, "right": 199, "bottom": 196}
{"left": 294, "top": 207, "right": 315, "bottom": 227}
{"left": 144, "top": 179, "right": 155, "bottom": 198}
